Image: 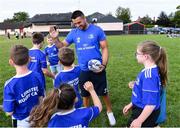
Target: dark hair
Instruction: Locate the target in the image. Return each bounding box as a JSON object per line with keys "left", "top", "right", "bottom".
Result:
{"left": 29, "top": 83, "right": 76, "bottom": 127}
{"left": 138, "top": 40, "right": 168, "bottom": 86}
{"left": 32, "top": 32, "right": 44, "bottom": 44}
{"left": 59, "top": 47, "right": 75, "bottom": 66}
{"left": 71, "top": 10, "right": 85, "bottom": 19}
{"left": 10, "top": 45, "right": 29, "bottom": 65}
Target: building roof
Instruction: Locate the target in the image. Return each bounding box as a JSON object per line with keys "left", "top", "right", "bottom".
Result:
{"left": 30, "top": 13, "right": 72, "bottom": 23}
{"left": 98, "top": 15, "right": 122, "bottom": 23}
{"left": 87, "top": 12, "right": 122, "bottom": 23}
{"left": 86, "top": 12, "right": 105, "bottom": 22}
{"left": 124, "top": 22, "right": 144, "bottom": 27}
{"left": 0, "top": 22, "right": 31, "bottom": 29}
{"left": 0, "top": 12, "right": 122, "bottom": 30}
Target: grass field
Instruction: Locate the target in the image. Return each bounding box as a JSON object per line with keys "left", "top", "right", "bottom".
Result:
{"left": 0, "top": 35, "right": 180, "bottom": 126}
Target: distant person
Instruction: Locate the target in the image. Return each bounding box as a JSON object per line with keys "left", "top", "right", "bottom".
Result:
{"left": 29, "top": 82, "right": 102, "bottom": 127}
{"left": 54, "top": 47, "right": 82, "bottom": 108}
{"left": 23, "top": 32, "right": 26, "bottom": 38}
{"left": 7, "top": 32, "right": 10, "bottom": 39}
{"left": 28, "top": 32, "right": 55, "bottom": 90}
{"left": 50, "top": 10, "right": 116, "bottom": 126}
{"left": 3, "top": 45, "right": 44, "bottom": 127}
{"left": 21, "top": 32, "right": 24, "bottom": 39}
{"left": 15, "top": 31, "right": 19, "bottom": 39}
{"left": 123, "top": 41, "right": 168, "bottom": 127}
{"left": 44, "top": 34, "right": 62, "bottom": 76}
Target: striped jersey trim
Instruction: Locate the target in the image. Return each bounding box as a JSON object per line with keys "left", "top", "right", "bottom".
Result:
{"left": 142, "top": 89, "right": 159, "bottom": 93}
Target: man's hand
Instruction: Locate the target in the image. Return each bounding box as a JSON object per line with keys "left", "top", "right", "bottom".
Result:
{"left": 93, "top": 64, "right": 106, "bottom": 73}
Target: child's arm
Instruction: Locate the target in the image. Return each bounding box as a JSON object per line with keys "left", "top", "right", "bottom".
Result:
{"left": 123, "top": 102, "right": 133, "bottom": 115}
{"left": 49, "top": 29, "right": 67, "bottom": 48}
{"left": 130, "top": 105, "right": 155, "bottom": 127}
{"left": 6, "top": 112, "right": 13, "bottom": 116}
{"left": 42, "top": 68, "right": 55, "bottom": 79}
{"left": 84, "top": 81, "right": 102, "bottom": 112}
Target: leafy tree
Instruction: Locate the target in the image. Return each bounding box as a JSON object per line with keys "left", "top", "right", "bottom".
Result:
{"left": 3, "top": 11, "right": 29, "bottom": 23}
{"left": 115, "top": 6, "right": 131, "bottom": 24}
{"left": 168, "top": 12, "right": 176, "bottom": 27}
{"left": 12, "top": 12, "right": 29, "bottom": 22}
{"left": 156, "top": 11, "right": 170, "bottom": 27}
{"left": 174, "top": 5, "right": 180, "bottom": 27}
{"left": 139, "top": 15, "right": 153, "bottom": 25}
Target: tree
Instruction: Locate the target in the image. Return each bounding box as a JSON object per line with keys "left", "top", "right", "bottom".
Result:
{"left": 156, "top": 11, "right": 170, "bottom": 27}
{"left": 115, "top": 6, "right": 131, "bottom": 24}
{"left": 139, "top": 15, "right": 153, "bottom": 25}
{"left": 176, "top": 5, "right": 180, "bottom": 9}
{"left": 106, "top": 12, "right": 113, "bottom": 16}
{"left": 12, "top": 12, "right": 29, "bottom": 22}
{"left": 3, "top": 11, "right": 29, "bottom": 23}
{"left": 174, "top": 5, "right": 180, "bottom": 27}
{"left": 168, "top": 12, "right": 176, "bottom": 27}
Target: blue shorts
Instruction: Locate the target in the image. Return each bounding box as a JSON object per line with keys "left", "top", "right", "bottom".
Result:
{"left": 50, "top": 64, "right": 62, "bottom": 74}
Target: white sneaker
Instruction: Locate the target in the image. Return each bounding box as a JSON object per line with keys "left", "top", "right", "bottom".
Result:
{"left": 107, "top": 112, "right": 116, "bottom": 126}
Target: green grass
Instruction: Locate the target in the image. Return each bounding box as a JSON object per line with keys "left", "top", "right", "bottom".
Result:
{"left": 0, "top": 35, "right": 180, "bottom": 126}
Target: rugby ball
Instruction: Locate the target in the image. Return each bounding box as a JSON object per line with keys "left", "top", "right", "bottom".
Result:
{"left": 88, "top": 59, "right": 101, "bottom": 72}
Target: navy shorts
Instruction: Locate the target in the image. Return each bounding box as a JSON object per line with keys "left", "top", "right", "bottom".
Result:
{"left": 79, "top": 70, "right": 108, "bottom": 97}
{"left": 127, "top": 105, "right": 160, "bottom": 127}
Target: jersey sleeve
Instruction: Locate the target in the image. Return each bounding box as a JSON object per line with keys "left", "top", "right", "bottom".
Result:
{"left": 97, "top": 27, "right": 106, "bottom": 41}
{"left": 3, "top": 85, "right": 15, "bottom": 112}
{"left": 142, "top": 75, "right": 160, "bottom": 105}
{"left": 44, "top": 47, "right": 48, "bottom": 56}
{"left": 54, "top": 74, "right": 62, "bottom": 88}
{"left": 40, "top": 52, "right": 47, "bottom": 68}
{"left": 65, "top": 30, "right": 74, "bottom": 45}
{"left": 36, "top": 72, "right": 45, "bottom": 97}
{"left": 88, "top": 106, "right": 100, "bottom": 122}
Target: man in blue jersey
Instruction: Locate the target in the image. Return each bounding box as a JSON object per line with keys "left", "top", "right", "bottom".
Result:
{"left": 28, "top": 32, "right": 55, "bottom": 90}
{"left": 54, "top": 47, "right": 82, "bottom": 108}
{"left": 3, "top": 45, "right": 44, "bottom": 127}
{"left": 50, "top": 10, "right": 116, "bottom": 126}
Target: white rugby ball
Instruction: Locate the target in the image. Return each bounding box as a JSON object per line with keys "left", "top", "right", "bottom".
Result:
{"left": 88, "top": 59, "right": 101, "bottom": 72}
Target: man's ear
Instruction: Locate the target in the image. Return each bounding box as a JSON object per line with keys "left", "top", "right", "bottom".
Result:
{"left": 9, "top": 59, "right": 14, "bottom": 66}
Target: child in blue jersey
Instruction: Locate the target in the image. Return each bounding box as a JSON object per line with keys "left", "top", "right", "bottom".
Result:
{"left": 29, "top": 82, "right": 102, "bottom": 127}
{"left": 123, "top": 41, "right": 168, "bottom": 127}
{"left": 3, "top": 45, "right": 45, "bottom": 127}
{"left": 44, "top": 34, "right": 62, "bottom": 76}
{"left": 54, "top": 47, "right": 82, "bottom": 108}
{"left": 28, "top": 32, "right": 55, "bottom": 90}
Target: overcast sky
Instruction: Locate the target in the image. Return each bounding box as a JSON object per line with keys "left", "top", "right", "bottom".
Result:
{"left": 0, "top": 0, "right": 179, "bottom": 22}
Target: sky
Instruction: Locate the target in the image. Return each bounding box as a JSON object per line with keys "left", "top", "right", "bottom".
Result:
{"left": 0, "top": 0, "right": 179, "bottom": 22}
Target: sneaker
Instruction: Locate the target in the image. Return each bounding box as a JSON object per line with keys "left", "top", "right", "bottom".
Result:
{"left": 107, "top": 112, "right": 116, "bottom": 126}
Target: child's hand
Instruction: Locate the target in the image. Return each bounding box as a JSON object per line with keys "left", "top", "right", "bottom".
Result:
{"left": 123, "top": 103, "right": 132, "bottom": 116}
{"left": 128, "top": 81, "right": 135, "bottom": 89}
{"left": 130, "top": 118, "right": 142, "bottom": 128}
{"left": 93, "top": 64, "right": 105, "bottom": 73}
{"left": 49, "top": 27, "right": 59, "bottom": 40}
{"left": 50, "top": 31, "right": 59, "bottom": 40}
{"left": 84, "top": 81, "right": 94, "bottom": 92}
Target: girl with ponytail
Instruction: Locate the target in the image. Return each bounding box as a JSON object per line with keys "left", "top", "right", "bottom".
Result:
{"left": 29, "top": 82, "right": 102, "bottom": 127}
{"left": 123, "top": 40, "right": 168, "bottom": 127}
